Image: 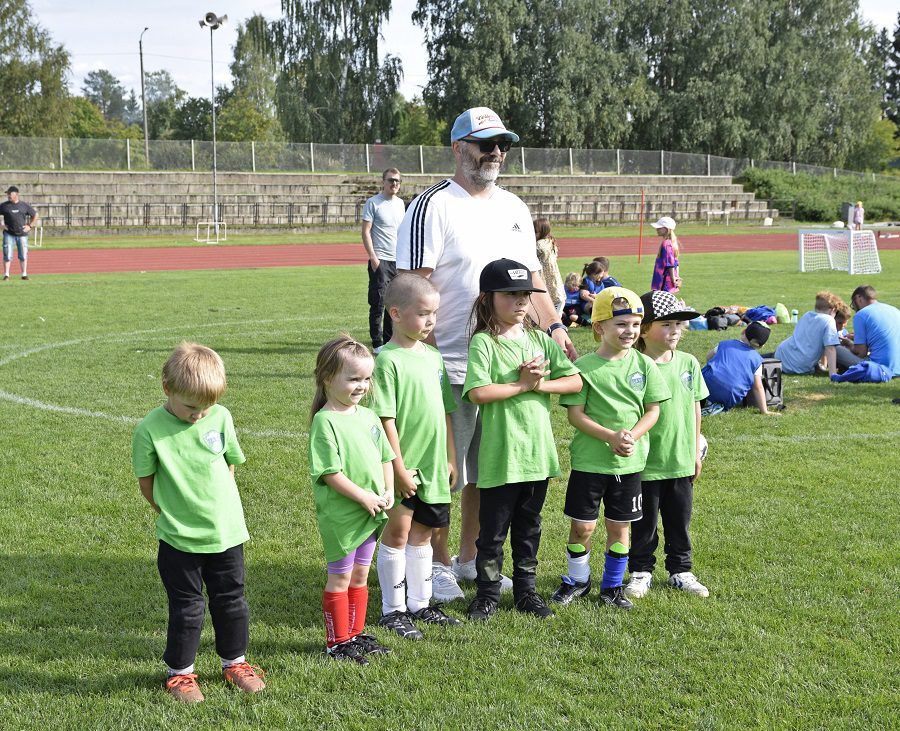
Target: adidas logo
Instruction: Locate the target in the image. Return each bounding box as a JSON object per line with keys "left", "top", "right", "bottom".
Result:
{"left": 393, "top": 579, "right": 406, "bottom": 589}
{"left": 512, "top": 223, "right": 521, "bottom": 232}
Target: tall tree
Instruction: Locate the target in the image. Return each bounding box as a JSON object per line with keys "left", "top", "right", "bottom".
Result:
{"left": 887, "top": 13, "right": 900, "bottom": 129}
{"left": 231, "top": 15, "right": 279, "bottom": 119}
{"left": 145, "top": 70, "right": 186, "bottom": 139}
{"left": 82, "top": 69, "right": 127, "bottom": 121}
{"left": 273, "top": 0, "right": 402, "bottom": 142}
{"left": 0, "top": 0, "right": 71, "bottom": 136}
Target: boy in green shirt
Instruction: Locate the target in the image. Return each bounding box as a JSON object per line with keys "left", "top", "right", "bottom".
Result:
{"left": 552, "top": 288, "right": 671, "bottom": 610}
{"left": 371, "top": 273, "right": 463, "bottom": 639}
{"left": 132, "top": 342, "right": 265, "bottom": 702}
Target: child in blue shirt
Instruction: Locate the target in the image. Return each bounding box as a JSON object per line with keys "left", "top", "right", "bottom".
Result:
{"left": 701, "top": 321, "right": 774, "bottom": 414}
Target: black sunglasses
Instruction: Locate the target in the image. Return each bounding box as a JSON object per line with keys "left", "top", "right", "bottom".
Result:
{"left": 385, "top": 177, "right": 401, "bottom": 184}
{"left": 461, "top": 138, "right": 513, "bottom": 153}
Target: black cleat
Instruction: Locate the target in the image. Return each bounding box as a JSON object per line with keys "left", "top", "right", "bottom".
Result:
{"left": 550, "top": 576, "right": 592, "bottom": 605}
{"left": 599, "top": 585, "right": 634, "bottom": 610}
{"left": 378, "top": 610, "right": 424, "bottom": 640}
{"left": 411, "top": 605, "right": 463, "bottom": 626}
{"left": 514, "top": 591, "right": 555, "bottom": 619}
{"left": 466, "top": 596, "right": 498, "bottom": 621}
{"left": 351, "top": 633, "right": 392, "bottom": 655}
{"left": 327, "top": 639, "right": 370, "bottom": 665}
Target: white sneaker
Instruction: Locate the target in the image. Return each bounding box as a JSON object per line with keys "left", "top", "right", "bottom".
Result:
{"left": 668, "top": 572, "right": 709, "bottom": 597}
{"left": 624, "top": 571, "right": 653, "bottom": 599}
{"left": 451, "top": 555, "right": 513, "bottom": 593}
{"left": 431, "top": 563, "right": 464, "bottom": 602}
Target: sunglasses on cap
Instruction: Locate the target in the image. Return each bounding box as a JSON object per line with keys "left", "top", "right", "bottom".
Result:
{"left": 461, "top": 138, "right": 513, "bottom": 153}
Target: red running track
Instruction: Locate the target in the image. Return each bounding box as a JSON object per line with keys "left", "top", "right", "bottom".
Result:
{"left": 24, "top": 232, "right": 900, "bottom": 275}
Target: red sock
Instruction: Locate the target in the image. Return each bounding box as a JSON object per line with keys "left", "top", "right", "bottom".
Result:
{"left": 347, "top": 585, "right": 369, "bottom": 638}
{"left": 322, "top": 591, "right": 350, "bottom": 648}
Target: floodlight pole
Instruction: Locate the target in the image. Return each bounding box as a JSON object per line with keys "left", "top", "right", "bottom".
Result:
{"left": 209, "top": 25, "right": 219, "bottom": 236}
{"left": 139, "top": 27, "right": 150, "bottom": 166}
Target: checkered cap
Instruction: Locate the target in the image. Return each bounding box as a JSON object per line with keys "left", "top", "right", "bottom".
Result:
{"left": 640, "top": 290, "right": 700, "bottom": 324}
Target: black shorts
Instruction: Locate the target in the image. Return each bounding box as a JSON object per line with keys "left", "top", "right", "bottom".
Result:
{"left": 563, "top": 470, "right": 643, "bottom": 523}
{"left": 400, "top": 495, "right": 450, "bottom": 529}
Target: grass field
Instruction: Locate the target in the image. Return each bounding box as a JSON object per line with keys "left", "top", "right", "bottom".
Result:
{"left": 0, "top": 250, "right": 898, "bottom": 730}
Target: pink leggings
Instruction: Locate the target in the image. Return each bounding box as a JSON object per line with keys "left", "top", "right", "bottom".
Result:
{"left": 326, "top": 533, "right": 377, "bottom": 575}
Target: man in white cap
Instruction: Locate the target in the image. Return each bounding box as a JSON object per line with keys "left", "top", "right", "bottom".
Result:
{"left": 394, "top": 107, "right": 576, "bottom": 604}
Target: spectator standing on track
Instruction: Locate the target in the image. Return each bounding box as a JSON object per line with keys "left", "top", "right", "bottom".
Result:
{"left": 397, "top": 106, "right": 575, "bottom": 603}
{"left": 1, "top": 186, "right": 38, "bottom": 281}
{"left": 846, "top": 285, "right": 900, "bottom": 377}
{"left": 362, "top": 169, "right": 405, "bottom": 352}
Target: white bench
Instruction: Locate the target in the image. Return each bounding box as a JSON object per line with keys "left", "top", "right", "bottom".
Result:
{"left": 703, "top": 208, "right": 733, "bottom": 226}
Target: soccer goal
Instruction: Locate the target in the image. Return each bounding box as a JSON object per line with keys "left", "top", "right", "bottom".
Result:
{"left": 798, "top": 229, "right": 881, "bottom": 275}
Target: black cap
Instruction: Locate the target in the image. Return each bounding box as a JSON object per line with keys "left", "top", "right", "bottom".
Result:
{"left": 5, "top": 186, "right": 18, "bottom": 194}
{"left": 479, "top": 258, "right": 546, "bottom": 293}
{"left": 745, "top": 321, "right": 771, "bottom": 347}
{"left": 640, "top": 290, "right": 700, "bottom": 324}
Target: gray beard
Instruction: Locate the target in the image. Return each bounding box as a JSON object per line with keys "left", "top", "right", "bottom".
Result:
{"left": 461, "top": 155, "right": 500, "bottom": 188}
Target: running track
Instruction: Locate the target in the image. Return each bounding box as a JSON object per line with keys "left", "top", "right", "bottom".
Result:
{"left": 25, "top": 232, "right": 900, "bottom": 274}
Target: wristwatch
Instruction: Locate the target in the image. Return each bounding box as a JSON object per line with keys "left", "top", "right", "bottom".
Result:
{"left": 546, "top": 322, "right": 567, "bottom": 336}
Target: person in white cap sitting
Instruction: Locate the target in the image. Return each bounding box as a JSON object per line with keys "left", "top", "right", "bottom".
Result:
{"left": 650, "top": 216, "right": 681, "bottom": 293}
{"left": 396, "top": 106, "right": 576, "bottom": 603}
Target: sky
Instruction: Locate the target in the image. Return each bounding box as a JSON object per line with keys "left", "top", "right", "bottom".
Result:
{"left": 30, "top": 0, "right": 899, "bottom": 103}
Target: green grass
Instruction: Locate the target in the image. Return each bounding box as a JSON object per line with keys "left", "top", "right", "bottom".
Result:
{"left": 0, "top": 252, "right": 898, "bottom": 729}
{"left": 38, "top": 220, "right": 805, "bottom": 251}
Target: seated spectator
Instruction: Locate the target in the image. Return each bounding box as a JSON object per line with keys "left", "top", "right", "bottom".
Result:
{"left": 775, "top": 291, "right": 842, "bottom": 376}
{"left": 562, "top": 272, "right": 583, "bottom": 327}
{"left": 591, "top": 256, "right": 621, "bottom": 289}
{"left": 701, "top": 322, "right": 775, "bottom": 415}
{"left": 578, "top": 261, "right": 605, "bottom": 320}
{"left": 846, "top": 285, "right": 900, "bottom": 377}
{"left": 833, "top": 300, "right": 862, "bottom": 373}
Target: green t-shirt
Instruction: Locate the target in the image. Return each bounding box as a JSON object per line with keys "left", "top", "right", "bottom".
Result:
{"left": 132, "top": 404, "right": 248, "bottom": 553}
{"left": 463, "top": 329, "right": 580, "bottom": 488}
{"left": 370, "top": 342, "right": 456, "bottom": 504}
{"left": 308, "top": 406, "right": 394, "bottom": 562}
{"left": 642, "top": 350, "right": 709, "bottom": 481}
{"left": 560, "top": 348, "right": 671, "bottom": 475}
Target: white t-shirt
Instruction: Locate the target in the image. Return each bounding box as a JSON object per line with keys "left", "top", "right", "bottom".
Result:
{"left": 362, "top": 193, "right": 405, "bottom": 260}
{"left": 775, "top": 310, "right": 839, "bottom": 374}
{"left": 397, "top": 179, "right": 539, "bottom": 383}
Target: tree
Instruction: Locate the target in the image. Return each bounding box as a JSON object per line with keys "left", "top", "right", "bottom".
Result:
{"left": 82, "top": 69, "right": 127, "bottom": 121}
{"left": 273, "top": 0, "right": 402, "bottom": 142}
{"left": 218, "top": 93, "right": 282, "bottom": 141}
{"left": 67, "top": 97, "right": 109, "bottom": 139}
{"left": 0, "top": 0, "right": 71, "bottom": 136}
{"left": 145, "top": 70, "right": 186, "bottom": 139}
{"left": 170, "top": 97, "right": 212, "bottom": 140}
{"left": 231, "top": 15, "right": 279, "bottom": 119}
{"left": 394, "top": 96, "right": 445, "bottom": 145}
{"left": 849, "top": 117, "right": 900, "bottom": 170}
{"left": 887, "top": 13, "right": 900, "bottom": 129}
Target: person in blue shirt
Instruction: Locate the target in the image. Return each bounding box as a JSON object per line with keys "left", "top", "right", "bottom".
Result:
{"left": 701, "top": 321, "right": 775, "bottom": 415}
{"left": 591, "top": 257, "right": 621, "bottom": 289}
{"left": 846, "top": 286, "right": 900, "bottom": 377}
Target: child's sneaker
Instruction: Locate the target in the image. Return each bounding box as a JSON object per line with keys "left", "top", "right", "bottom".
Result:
{"left": 451, "top": 555, "right": 514, "bottom": 592}
{"left": 599, "top": 585, "right": 634, "bottom": 610}
{"left": 351, "top": 633, "right": 392, "bottom": 655}
{"left": 514, "top": 591, "right": 554, "bottom": 619}
{"left": 223, "top": 662, "right": 266, "bottom": 693}
{"left": 668, "top": 572, "right": 710, "bottom": 597}
{"left": 165, "top": 673, "right": 204, "bottom": 703}
{"left": 327, "top": 640, "right": 370, "bottom": 665}
{"left": 378, "top": 610, "right": 424, "bottom": 640}
{"left": 432, "top": 563, "right": 465, "bottom": 602}
{"left": 624, "top": 571, "right": 653, "bottom": 599}
{"left": 411, "top": 605, "right": 463, "bottom": 626}
{"left": 466, "top": 595, "right": 498, "bottom": 621}
{"left": 550, "top": 575, "right": 591, "bottom": 605}
{"left": 701, "top": 402, "right": 725, "bottom": 417}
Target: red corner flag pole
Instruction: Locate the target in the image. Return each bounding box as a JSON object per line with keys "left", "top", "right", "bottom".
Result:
{"left": 638, "top": 188, "right": 645, "bottom": 263}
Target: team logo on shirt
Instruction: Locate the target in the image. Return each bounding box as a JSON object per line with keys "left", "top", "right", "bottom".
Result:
{"left": 370, "top": 425, "right": 381, "bottom": 443}
{"left": 511, "top": 223, "right": 522, "bottom": 232}
{"left": 628, "top": 372, "right": 646, "bottom": 391}
{"left": 681, "top": 370, "right": 693, "bottom": 391}
{"left": 438, "top": 369, "right": 444, "bottom": 385}
{"left": 202, "top": 430, "right": 224, "bottom": 452}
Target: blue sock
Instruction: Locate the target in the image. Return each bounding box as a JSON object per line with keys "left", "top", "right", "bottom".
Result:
{"left": 601, "top": 543, "right": 628, "bottom": 589}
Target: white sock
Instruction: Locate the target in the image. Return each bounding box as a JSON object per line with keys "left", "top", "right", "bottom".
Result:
{"left": 167, "top": 664, "right": 194, "bottom": 676}
{"left": 567, "top": 551, "right": 591, "bottom": 583}
{"left": 377, "top": 543, "right": 407, "bottom": 615}
{"left": 221, "top": 655, "right": 245, "bottom": 668}
{"left": 405, "top": 543, "right": 434, "bottom": 613}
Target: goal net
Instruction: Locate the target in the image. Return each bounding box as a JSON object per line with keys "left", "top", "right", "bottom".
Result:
{"left": 798, "top": 230, "right": 881, "bottom": 275}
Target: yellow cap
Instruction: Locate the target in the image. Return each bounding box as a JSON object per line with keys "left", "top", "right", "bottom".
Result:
{"left": 591, "top": 287, "right": 644, "bottom": 323}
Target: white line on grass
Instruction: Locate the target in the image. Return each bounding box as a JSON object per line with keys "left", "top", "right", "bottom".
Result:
{"left": 0, "top": 318, "right": 322, "bottom": 439}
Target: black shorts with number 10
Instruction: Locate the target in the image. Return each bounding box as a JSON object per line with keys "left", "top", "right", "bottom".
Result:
{"left": 563, "top": 470, "right": 643, "bottom": 523}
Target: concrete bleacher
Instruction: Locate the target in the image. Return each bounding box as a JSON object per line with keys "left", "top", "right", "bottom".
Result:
{"left": 3, "top": 170, "right": 776, "bottom": 233}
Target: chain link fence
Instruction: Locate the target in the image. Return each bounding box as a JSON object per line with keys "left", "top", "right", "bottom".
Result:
{"left": 0, "top": 135, "right": 890, "bottom": 181}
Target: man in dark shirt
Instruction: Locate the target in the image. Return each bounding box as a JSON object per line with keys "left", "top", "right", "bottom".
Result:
{"left": 1, "top": 186, "right": 38, "bottom": 280}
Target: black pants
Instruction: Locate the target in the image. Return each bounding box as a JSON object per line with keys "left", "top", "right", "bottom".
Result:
{"left": 836, "top": 345, "right": 862, "bottom": 373}
{"left": 367, "top": 259, "right": 397, "bottom": 348}
{"left": 475, "top": 480, "right": 548, "bottom": 602}
{"left": 628, "top": 477, "right": 693, "bottom": 575}
{"left": 157, "top": 540, "right": 249, "bottom": 670}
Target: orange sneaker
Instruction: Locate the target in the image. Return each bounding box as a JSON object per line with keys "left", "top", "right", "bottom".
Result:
{"left": 223, "top": 662, "right": 266, "bottom": 693}
{"left": 165, "top": 673, "right": 204, "bottom": 703}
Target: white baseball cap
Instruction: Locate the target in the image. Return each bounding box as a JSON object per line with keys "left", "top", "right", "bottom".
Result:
{"left": 650, "top": 216, "right": 677, "bottom": 230}
{"left": 450, "top": 107, "right": 520, "bottom": 142}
